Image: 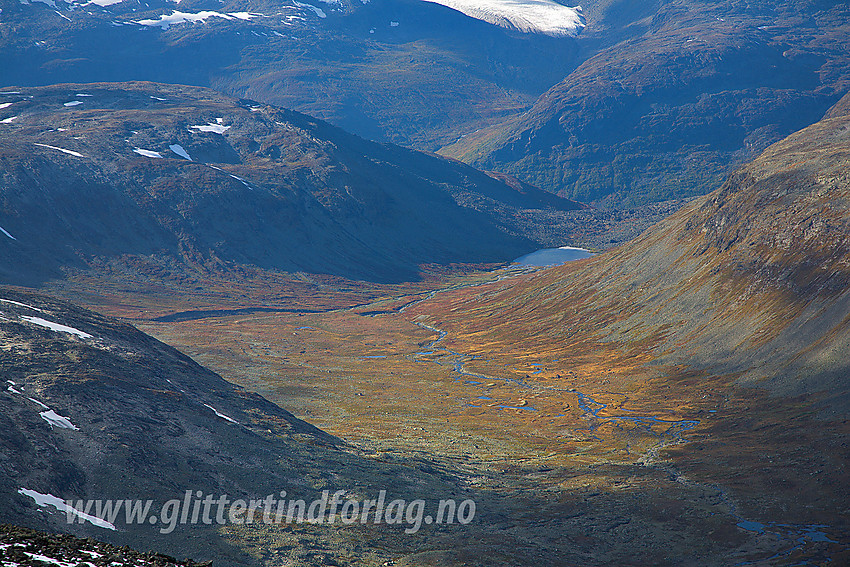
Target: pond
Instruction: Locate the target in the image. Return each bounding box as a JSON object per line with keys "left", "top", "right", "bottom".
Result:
{"left": 512, "top": 246, "right": 594, "bottom": 267}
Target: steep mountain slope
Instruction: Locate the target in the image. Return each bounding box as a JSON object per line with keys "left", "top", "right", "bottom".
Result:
{"left": 428, "top": 90, "right": 850, "bottom": 410}
{"left": 443, "top": 0, "right": 850, "bottom": 205}
{"left": 0, "top": 82, "right": 582, "bottom": 286}
{"left": 0, "top": 286, "right": 364, "bottom": 563}
{"left": 396, "top": 92, "right": 850, "bottom": 562}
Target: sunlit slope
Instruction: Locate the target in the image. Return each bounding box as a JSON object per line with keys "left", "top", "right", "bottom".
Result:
{"left": 430, "top": 92, "right": 850, "bottom": 413}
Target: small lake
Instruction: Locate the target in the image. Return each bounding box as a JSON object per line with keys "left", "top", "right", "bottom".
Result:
{"left": 512, "top": 246, "right": 595, "bottom": 267}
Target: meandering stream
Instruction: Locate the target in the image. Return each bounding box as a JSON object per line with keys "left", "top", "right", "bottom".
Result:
{"left": 410, "top": 321, "right": 844, "bottom": 563}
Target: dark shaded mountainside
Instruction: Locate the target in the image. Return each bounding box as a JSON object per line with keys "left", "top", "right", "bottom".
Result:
{"left": 431, "top": 90, "right": 850, "bottom": 414}
{"left": 444, "top": 0, "right": 850, "bottom": 205}
{"left": 0, "top": 82, "right": 583, "bottom": 286}
{"left": 0, "top": 287, "right": 485, "bottom": 566}
{"left": 0, "top": 286, "right": 334, "bottom": 562}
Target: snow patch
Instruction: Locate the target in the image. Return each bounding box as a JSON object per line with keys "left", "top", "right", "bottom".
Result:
{"left": 40, "top": 409, "right": 79, "bottom": 430}
{"left": 189, "top": 122, "right": 230, "bottom": 134}
{"left": 0, "top": 226, "right": 16, "bottom": 240}
{"left": 21, "top": 315, "right": 93, "bottom": 338}
{"left": 230, "top": 174, "right": 251, "bottom": 189}
{"left": 34, "top": 143, "right": 85, "bottom": 158}
{"left": 24, "top": 553, "right": 75, "bottom": 567}
{"left": 203, "top": 403, "right": 239, "bottom": 424}
{"left": 28, "top": 397, "right": 49, "bottom": 409}
{"left": 169, "top": 144, "right": 192, "bottom": 160}
{"left": 137, "top": 10, "right": 261, "bottom": 29}
{"left": 418, "top": 0, "right": 584, "bottom": 37}
{"left": 1, "top": 116, "right": 19, "bottom": 124}
{"left": 63, "top": 100, "right": 83, "bottom": 107}
{"left": 19, "top": 0, "right": 59, "bottom": 8}
{"left": 133, "top": 147, "right": 163, "bottom": 158}
{"left": 0, "top": 103, "right": 13, "bottom": 110}
{"left": 294, "top": 2, "right": 326, "bottom": 18}
{"left": 0, "top": 298, "right": 41, "bottom": 311}
{"left": 208, "top": 165, "right": 252, "bottom": 189}
{"left": 18, "top": 488, "right": 116, "bottom": 530}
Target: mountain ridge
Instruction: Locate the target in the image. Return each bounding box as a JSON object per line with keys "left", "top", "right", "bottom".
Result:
{"left": 441, "top": 0, "right": 850, "bottom": 205}
{"left": 0, "top": 81, "right": 585, "bottom": 287}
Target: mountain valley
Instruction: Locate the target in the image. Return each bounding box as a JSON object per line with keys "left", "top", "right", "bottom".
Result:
{"left": 1, "top": 0, "right": 850, "bottom": 565}
{"left": 14, "top": 92, "right": 845, "bottom": 565}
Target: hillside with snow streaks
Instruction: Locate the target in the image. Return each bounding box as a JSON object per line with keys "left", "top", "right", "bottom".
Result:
{"left": 418, "top": 0, "right": 584, "bottom": 37}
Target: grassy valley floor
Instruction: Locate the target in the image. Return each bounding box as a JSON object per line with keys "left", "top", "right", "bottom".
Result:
{"left": 41, "top": 264, "right": 850, "bottom": 566}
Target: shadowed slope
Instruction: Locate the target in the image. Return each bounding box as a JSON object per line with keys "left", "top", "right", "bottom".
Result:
{"left": 0, "top": 82, "right": 582, "bottom": 286}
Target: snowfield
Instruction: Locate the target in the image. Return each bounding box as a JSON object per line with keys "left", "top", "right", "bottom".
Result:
{"left": 17, "top": 489, "right": 116, "bottom": 530}
{"left": 418, "top": 0, "right": 584, "bottom": 37}
{"left": 33, "top": 143, "right": 85, "bottom": 158}
{"left": 189, "top": 121, "right": 230, "bottom": 134}
{"left": 21, "top": 315, "right": 93, "bottom": 338}
{"left": 294, "top": 1, "right": 327, "bottom": 18}
{"left": 0, "top": 298, "right": 41, "bottom": 311}
{"left": 169, "top": 143, "right": 192, "bottom": 160}
{"left": 39, "top": 409, "right": 80, "bottom": 431}
{"left": 137, "top": 10, "right": 261, "bottom": 29}
{"left": 133, "top": 147, "right": 163, "bottom": 158}
{"left": 203, "top": 403, "right": 239, "bottom": 424}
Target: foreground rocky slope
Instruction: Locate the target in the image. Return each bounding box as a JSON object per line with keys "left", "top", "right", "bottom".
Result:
{"left": 0, "top": 82, "right": 583, "bottom": 286}
{"left": 0, "top": 524, "right": 207, "bottom": 567}
{"left": 0, "top": 286, "right": 331, "bottom": 561}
